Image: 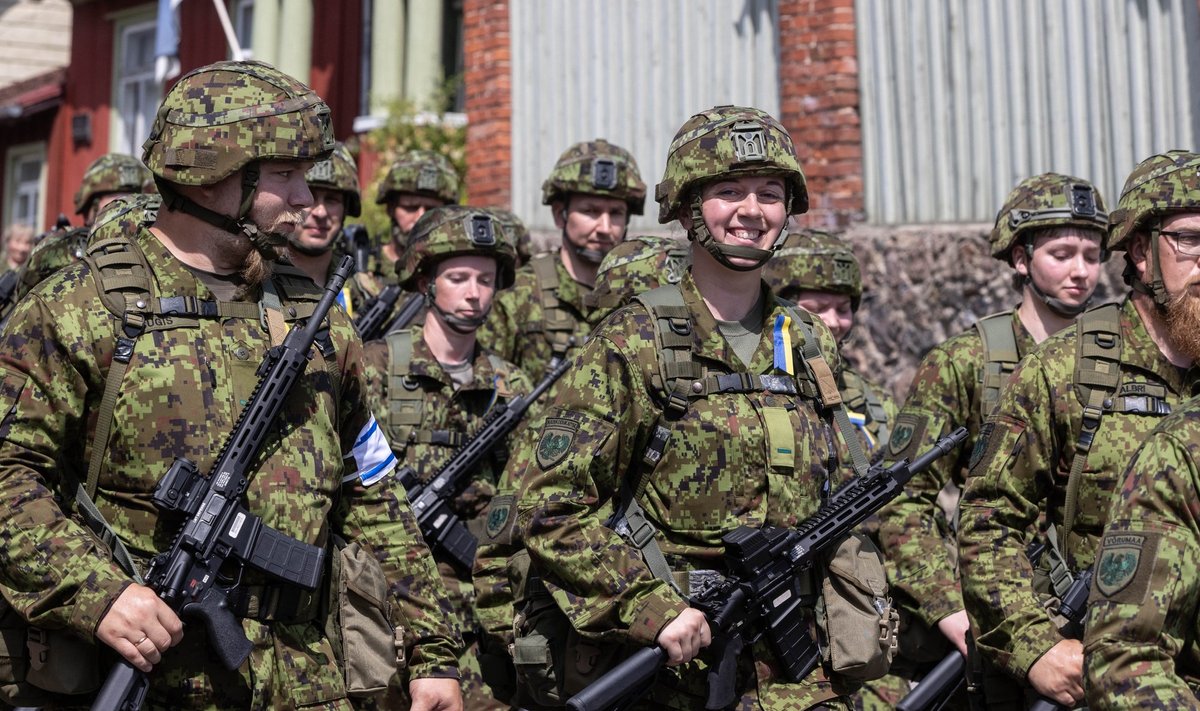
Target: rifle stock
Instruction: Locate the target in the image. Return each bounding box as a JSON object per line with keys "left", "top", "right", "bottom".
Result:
{"left": 90, "top": 256, "right": 354, "bottom": 711}
{"left": 567, "top": 427, "right": 970, "bottom": 711}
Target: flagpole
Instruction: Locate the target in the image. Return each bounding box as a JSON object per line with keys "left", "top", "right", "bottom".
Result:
{"left": 211, "top": 0, "right": 245, "bottom": 61}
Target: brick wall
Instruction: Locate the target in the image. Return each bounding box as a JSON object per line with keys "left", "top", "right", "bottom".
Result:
{"left": 462, "top": 0, "right": 512, "bottom": 207}
{"left": 778, "top": 0, "right": 865, "bottom": 229}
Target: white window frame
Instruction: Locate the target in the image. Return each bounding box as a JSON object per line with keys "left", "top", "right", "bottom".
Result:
{"left": 4, "top": 142, "right": 48, "bottom": 231}
{"left": 232, "top": 0, "right": 254, "bottom": 58}
{"left": 109, "top": 14, "right": 160, "bottom": 156}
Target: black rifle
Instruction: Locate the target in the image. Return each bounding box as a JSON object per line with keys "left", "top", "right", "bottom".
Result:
{"left": 567, "top": 427, "right": 970, "bottom": 711}
{"left": 1027, "top": 566, "right": 1093, "bottom": 711}
{"left": 898, "top": 539, "right": 1053, "bottom": 711}
{"left": 896, "top": 649, "right": 965, "bottom": 711}
{"left": 399, "top": 356, "right": 571, "bottom": 569}
{"left": 353, "top": 285, "right": 424, "bottom": 341}
{"left": 90, "top": 256, "right": 355, "bottom": 711}
{"left": 342, "top": 223, "right": 371, "bottom": 274}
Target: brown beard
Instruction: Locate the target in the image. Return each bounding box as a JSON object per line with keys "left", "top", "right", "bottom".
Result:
{"left": 1163, "top": 285, "right": 1200, "bottom": 362}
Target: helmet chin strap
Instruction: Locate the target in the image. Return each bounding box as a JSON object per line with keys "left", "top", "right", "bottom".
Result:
{"left": 1023, "top": 274, "right": 1091, "bottom": 317}
{"left": 687, "top": 193, "right": 776, "bottom": 272}
{"left": 426, "top": 282, "right": 489, "bottom": 334}
{"left": 156, "top": 165, "right": 286, "bottom": 259}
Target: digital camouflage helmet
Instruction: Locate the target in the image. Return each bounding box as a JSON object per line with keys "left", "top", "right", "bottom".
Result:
{"left": 399, "top": 205, "right": 517, "bottom": 333}
{"left": 399, "top": 205, "right": 517, "bottom": 290}
{"left": 990, "top": 172, "right": 1108, "bottom": 261}
{"left": 656, "top": 105, "right": 808, "bottom": 271}
{"left": 73, "top": 154, "right": 154, "bottom": 217}
{"left": 763, "top": 230, "right": 862, "bottom": 310}
{"left": 374, "top": 150, "right": 461, "bottom": 206}
{"left": 585, "top": 235, "right": 690, "bottom": 312}
{"left": 990, "top": 172, "right": 1108, "bottom": 316}
{"left": 1109, "top": 150, "right": 1200, "bottom": 306}
{"left": 305, "top": 143, "right": 361, "bottom": 217}
{"left": 141, "top": 60, "right": 335, "bottom": 252}
{"left": 541, "top": 139, "right": 647, "bottom": 216}
{"left": 485, "top": 207, "right": 536, "bottom": 266}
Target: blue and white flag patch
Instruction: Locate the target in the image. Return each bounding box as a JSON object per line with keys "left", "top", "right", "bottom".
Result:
{"left": 344, "top": 415, "right": 396, "bottom": 486}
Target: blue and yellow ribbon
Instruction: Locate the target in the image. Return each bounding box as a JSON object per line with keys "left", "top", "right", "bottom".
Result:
{"left": 773, "top": 313, "right": 794, "bottom": 374}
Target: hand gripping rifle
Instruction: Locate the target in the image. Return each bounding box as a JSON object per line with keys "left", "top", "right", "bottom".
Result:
{"left": 352, "top": 285, "right": 424, "bottom": 342}
{"left": 1027, "top": 566, "right": 1094, "bottom": 711}
{"left": 898, "top": 540, "right": 1053, "bottom": 711}
{"left": 91, "top": 256, "right": 355, "bottom": 711}
{"left": 566, "top": 426, "right": 969, "bottom": 711}
{"left": 398, "top": 356, "right": 572, "bottom": 570}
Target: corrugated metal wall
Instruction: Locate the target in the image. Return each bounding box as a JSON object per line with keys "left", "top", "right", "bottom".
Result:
{"left": 857, "top": 0, "right": 1200, "bottom": 224}
{"left": 509, "top": 0, "right": 780, "bottom": 231}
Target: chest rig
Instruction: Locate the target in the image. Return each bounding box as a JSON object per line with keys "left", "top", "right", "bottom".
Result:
{"left": 72, "top": 210, "right": 334, "bottom": 583}
{"left": 383, "top": 328, "right": 509, "bottom": 457}
{"left": 610, "top": 284, "right": 871, "bottom": 593}
{"left": 840, "top": 369, "right": 892, "bottom": 452}
{"left": 528, "top": 254, "right": 585, "bottom": 364}
{"left": 1042, "top": 303, "right": 1170, "bottom": 594}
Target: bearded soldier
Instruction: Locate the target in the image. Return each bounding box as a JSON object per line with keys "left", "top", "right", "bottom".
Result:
{"left": 959, "top": 152, "right": 1200, "bottom": 708}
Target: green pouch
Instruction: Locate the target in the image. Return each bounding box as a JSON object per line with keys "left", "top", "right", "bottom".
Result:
{"left": 817, "top": 532, "right": 899, "bottom": 682}
{"left": 324, "top": 538, "right": 401, "bottom": 699}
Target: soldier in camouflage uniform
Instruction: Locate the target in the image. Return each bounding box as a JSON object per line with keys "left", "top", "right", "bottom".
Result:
{"left": 375, "top": 151, "right": 462, "bottom": 278}
{"left": 958, "top": 152, "right": 1200, "bottom": 709}
{"left": 0, "top": 60, "right": 462, "bottom": 710}
{"left": 872, "top": 173, "right": 1108, "bottom": 707}
{"left": 478, "top": 139, "right": 646, "bottom": 383}
{"left": 287, "top": 143, "right": 371, "bottom": 315}
{"left": 15, "top": 154, "right": 155, "bottom": 300}
{"left": 510, "top": 105, "right": 872, "bottom": 710}
{"left": 1083, "top": 395, "right": 1200, "bottom": 707}
{"left": 471, "top": 233, "right": 689, "bottom": 709}
{"left": 362, "top": 205, "right": 533, "bottom": 709}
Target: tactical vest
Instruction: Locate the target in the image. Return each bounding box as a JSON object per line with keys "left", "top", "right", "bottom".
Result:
{"left": 1036, "top": 303, "right": 1170, "bottom": 595}
{"left": 382, "top": 328, "right": 509, "bottom": 455}
{"left": 612, "top": 284, "right": 871, "bottom": 591}
{"left": 528, "top": 254, "right": 582, "bottom": 362}
{"left": 74, "top": 209, "right": 334, "bottom": 580}
{"left": 974, "top": 310, "right": 1022, "bottom": 420}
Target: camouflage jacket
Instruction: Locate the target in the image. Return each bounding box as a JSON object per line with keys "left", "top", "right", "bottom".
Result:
{"left": 513, "top": 272, "right": 856, "bottom": 708}
{"left": 958, "top": 297, "right": 1200, "bottom": 681}
{"left": 1083, "top": 401, "right": 1200, "bottom": 709}
{"left": 478, "top": 252, "right": 605, "bottom": 383}
{"left": 0, "top": 226, "right": 459, "bottom": 708}
{"left": 877, "top": 309, "right": 1035, "bottom": 628}
{"left": 362, "top": 326, "right": 533, "bottom": 536}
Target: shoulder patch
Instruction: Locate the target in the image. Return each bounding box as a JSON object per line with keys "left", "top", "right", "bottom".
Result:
{"left": 888, "top": 412, "right": 926, "bottom": 459}
{"left": 484, "top": 494, "right": 516, "bottom": 542}
{"left": 968, "top": 422, "right": 995, "bottom": 470}
{"left": 536, "top": 417, "right": 580, "bottom": 470}
{"left": 1095, "top": 532, "right": 1158, "bottom": 602}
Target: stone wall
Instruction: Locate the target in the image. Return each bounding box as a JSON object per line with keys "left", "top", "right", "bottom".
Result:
{"left": 841, "top": 224, "right": 1128, "bottom": 400}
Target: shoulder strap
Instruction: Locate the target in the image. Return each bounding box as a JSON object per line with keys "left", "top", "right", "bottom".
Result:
{"left": 633, "top": 285, "right": 702, "bottom": 418}
{"left": 384, "top": 329, "right": 420, "bottom": 445}
{"left": 975, "top": 310, "right": 1020, "bottom": 419}
{"left": 530, "top": 253, "right": 576, "bottom": 359}
{"left": 785, "top": 306, "right": 869, "bottom": 478}
{"left": 1062, "top": 303, "right": 1124, "bottom": 562}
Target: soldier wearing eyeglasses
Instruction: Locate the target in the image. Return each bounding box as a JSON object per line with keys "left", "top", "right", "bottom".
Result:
{"left": 958, "top": 151, "right": 1200, "bottom": 709}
